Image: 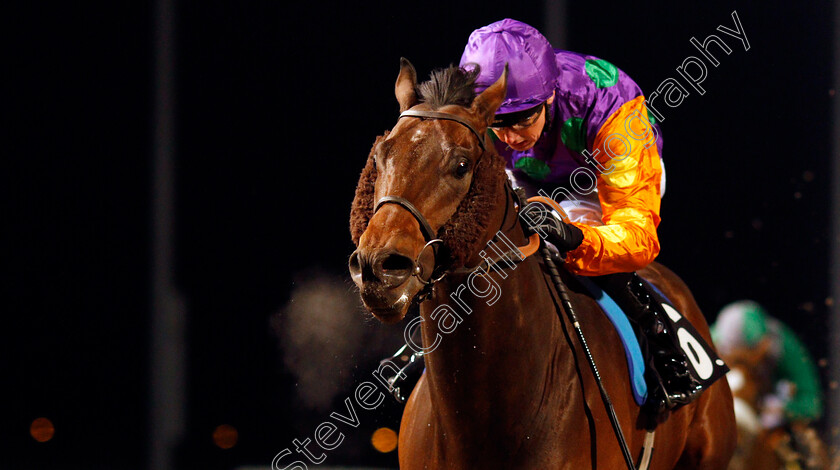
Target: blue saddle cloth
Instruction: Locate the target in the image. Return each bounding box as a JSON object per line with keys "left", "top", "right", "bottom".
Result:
{"left": 576, "top": 276, "right": 648, "bottom": 406}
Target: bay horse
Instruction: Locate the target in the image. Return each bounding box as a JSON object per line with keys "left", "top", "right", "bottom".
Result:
{"left": 349, "top": 59, "right": 736, "bottom": 469}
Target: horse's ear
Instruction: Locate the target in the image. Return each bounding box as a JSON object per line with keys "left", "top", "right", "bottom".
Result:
{"left": 395, "top": 57, "right": 419, "bottom": 112}
{"left": 471, "top": 64, "right": 508, "bottom": 126}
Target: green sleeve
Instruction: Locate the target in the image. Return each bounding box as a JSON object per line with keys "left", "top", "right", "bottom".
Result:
{"left": 774, "top": 324, "right": 823, "bottom": 421}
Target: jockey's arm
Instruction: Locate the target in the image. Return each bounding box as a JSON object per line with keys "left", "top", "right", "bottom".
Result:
{"left": 774, "top": 324, "right": 823, "bottom": 422}
{"left": 564, "top": 96, "right": 663, "bottom": 276}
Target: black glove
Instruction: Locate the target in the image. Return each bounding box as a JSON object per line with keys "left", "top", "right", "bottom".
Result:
{"left": 542, "top": 215, "right": 584, "bottom": 253}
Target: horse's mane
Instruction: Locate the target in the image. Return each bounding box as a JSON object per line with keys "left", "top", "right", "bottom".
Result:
{"left": 349, "top": 65, "right": 506, "bottom": 266}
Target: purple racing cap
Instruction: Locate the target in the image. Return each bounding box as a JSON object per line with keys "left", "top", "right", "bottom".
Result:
{"left": 460, "top": 19, "right": 559, "bottom": 114}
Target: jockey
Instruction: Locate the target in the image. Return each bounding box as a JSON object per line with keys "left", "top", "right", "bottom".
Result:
{"left": 460, "top": 18, "right": 701, "bottom": 412}
{"left": 711, "top": 300, "right": 823, "bottom": 428}
{"left": 711, "top": 300, "right": 826, "bottom": 468}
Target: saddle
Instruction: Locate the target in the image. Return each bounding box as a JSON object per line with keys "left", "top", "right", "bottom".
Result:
{"left": 575, "top": 271, "right": 729, "bottom": 410}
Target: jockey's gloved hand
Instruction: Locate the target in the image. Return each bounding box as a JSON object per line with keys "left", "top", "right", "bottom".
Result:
{"left": 541, "top": 215, "right": 584, "bottom": 253}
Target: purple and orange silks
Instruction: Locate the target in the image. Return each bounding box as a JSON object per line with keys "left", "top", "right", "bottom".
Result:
{"left": 461, "top": 19, "right": 665, "bottom": 276}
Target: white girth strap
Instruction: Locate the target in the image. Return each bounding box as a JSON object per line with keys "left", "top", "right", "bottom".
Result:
{"left": 636, "top": 431, "right": 656, "bottom": 470}
{"left": 637, "top": 431, "right": 656, "bottom": 470}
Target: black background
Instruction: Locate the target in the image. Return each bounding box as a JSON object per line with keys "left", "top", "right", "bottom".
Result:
{"left": 4, "top": 1, "right": 834, "bottom": 469}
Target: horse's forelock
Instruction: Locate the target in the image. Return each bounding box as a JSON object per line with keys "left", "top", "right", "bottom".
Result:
{"left": 417, "top": 65, "right": 480, "bottom": 109}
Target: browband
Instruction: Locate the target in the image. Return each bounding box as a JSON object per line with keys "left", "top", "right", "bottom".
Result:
{"left": 399, "top": 110, "right": 486, "bottom": 151}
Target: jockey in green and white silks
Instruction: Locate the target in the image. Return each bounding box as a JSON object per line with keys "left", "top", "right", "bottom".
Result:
{"left": 711, "top": 300, "right": 823, "bottom": 429}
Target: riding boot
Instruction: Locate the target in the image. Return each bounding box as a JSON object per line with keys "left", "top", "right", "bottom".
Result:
{"left": 592, "top": 272, "right": 703, "bottom": 413}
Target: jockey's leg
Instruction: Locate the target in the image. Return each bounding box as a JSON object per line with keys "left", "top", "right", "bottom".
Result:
{"left": 592, "top": 272, "right": 704, "bottom": 413}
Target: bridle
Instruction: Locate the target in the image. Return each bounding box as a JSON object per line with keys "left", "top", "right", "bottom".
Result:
{"left": 372, "top": 107, "right": 537, "bottom": 301}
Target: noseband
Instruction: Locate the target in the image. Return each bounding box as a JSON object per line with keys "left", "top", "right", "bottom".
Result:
{"left": 374, "top": 195, "right": 437, "bottom": 242}
{"left": 373, "top": 195, "right": 446, "bottom": 290}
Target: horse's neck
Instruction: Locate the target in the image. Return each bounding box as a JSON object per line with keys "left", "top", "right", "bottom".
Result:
{"left": 418, "top": 183, "right": 577, "bottom": 438}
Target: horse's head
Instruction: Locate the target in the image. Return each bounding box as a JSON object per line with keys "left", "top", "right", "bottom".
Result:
{"left": 723, "top": 338, "right": 775, "bottom": 409}
{"left": 348, "top": 59, "right": 508, "bottom": 323}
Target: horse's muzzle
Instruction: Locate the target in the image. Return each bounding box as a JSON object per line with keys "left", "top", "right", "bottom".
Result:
{"left": 349, "top": 247, "right": 426, "bottom": 323}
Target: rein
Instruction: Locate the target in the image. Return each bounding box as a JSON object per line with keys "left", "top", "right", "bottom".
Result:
{"left": 540, "top": 245, "right": 640, "bottom": 470}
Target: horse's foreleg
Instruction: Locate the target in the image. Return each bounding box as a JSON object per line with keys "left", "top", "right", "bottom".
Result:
{"left": 399, "top": 375, "right": 439, "bottom": 469}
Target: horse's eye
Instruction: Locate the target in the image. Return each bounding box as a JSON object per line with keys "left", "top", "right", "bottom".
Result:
{"left": 455, "top": 160, "right": 471, "bottom": 179}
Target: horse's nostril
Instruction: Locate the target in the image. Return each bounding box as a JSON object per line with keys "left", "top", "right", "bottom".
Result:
{"left": 381, "top": 254, "right": 414, "bottom": 273}
{"left": 374, "top": 252, "right": 414, "bottom": 286}
{"left": 349, "top": 251, "right": 362, "bottom": 275}
{"left": 349, "top": 250, "right": 371, "bottom": 287}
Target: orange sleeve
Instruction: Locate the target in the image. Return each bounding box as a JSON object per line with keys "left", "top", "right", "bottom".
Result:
{"left": 564, "top": 95, "right": 663, "bottom": 276}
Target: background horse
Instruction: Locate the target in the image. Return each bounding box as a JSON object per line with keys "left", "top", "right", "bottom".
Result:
{"left": 723, "top": 341, "right": 831, "bottom": 470}
{"left": 723, "top": 342, "right": 785, "bottom": 470}
{"left": 349, "top": 59, "right": 736, "bottom": 469}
